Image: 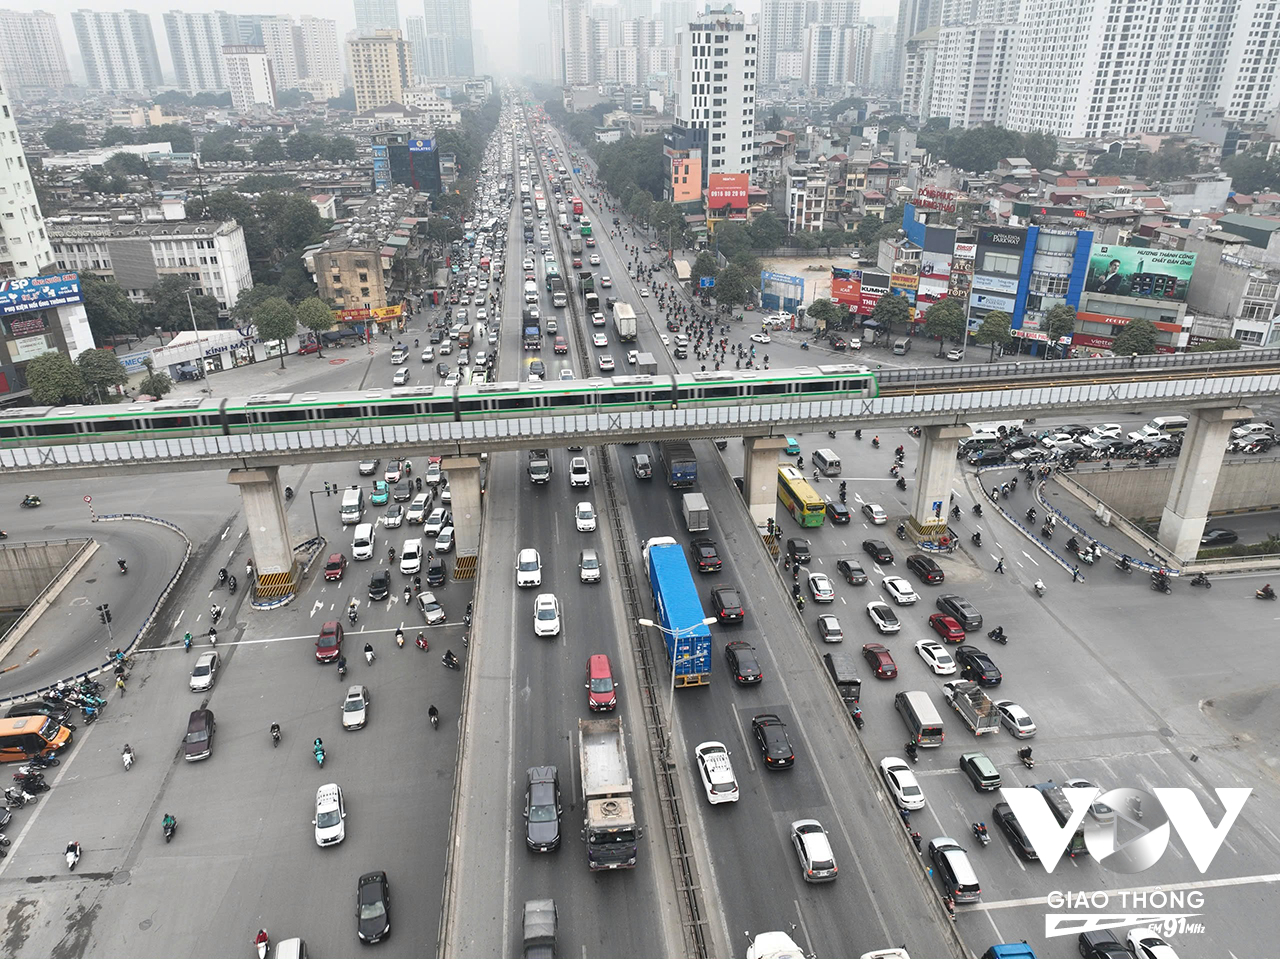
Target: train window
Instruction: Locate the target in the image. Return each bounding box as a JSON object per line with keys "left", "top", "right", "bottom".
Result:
{"left": 550, "top": 393, "right": 584, "bottom": 408}
{"left": 457, "top": 400, "right": 486, "bottom": 415}
{"left": 496, "top": 397, "right": 529, "bottom": 411}
{"left": 223, "top": 411, "right": 249, "bottom": 426}
{"left": 749, "top": 383, "right": 789, "bottom": 396}
{"left": 319, "top": 406, "right": 360, "bottom": 421}
{"left": 374, "top": 404, "right": 418, "bottom": 417}
{"left": 262, "top": 408, "right": 308, "bottom": 423}
{"left": 0, "top": 425, "right": 21, "bottom": 439}
{"left": 32, "top": 421, "right": 82, "bottom": 437}
{"left": 604, "top": 391, "right": 637, "bottom": 405}
{"left": 801, "top": 381, "right": 836, "bottom": 393}
{"left": 699, "top": 385, "right": 741, "bottom": 400}
{"left": 147, "top": 416, "right": 193, "bottom": 430}
{"left": 87, "top": 418, "right": 135, "bottom": 433}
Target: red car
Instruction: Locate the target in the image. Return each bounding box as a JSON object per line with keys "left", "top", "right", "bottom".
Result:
{"left": 928, "top": 613, "right": 965, "bottom": 643}
{"left": 585, "top": 653, "right": 617, "bottom": 711}
{"left": 554, "top": 336, "right": 568, "bottom": 354}
{"left": 298, "top": 340, "right": 321, "bottom": 355}
{"left": 323, "top": 553, "right": 347, "bottom": 581}
{"left": 316, "top": 621, "right": 344, "bottom": 663}
{"left": 862, "top": 643, "right": 898, "bottom": 679}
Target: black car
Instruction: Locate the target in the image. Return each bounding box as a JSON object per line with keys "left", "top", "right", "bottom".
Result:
{"left": 863, "top": 539, "right": 894, "bottom": 564}
{"left": 835, "top": 558, "right": 868, "bottom": 585}
{"left": 1001, "top": 435, "right": 1037, "bottom": 452}
{"left": 710, "top": 585, "right": 745, "bottom": 624}
{"left": 690, "top": 538, "right": 722, "bottom": 572}
{"left": 1078, "top": 930, "right": 1131, "bottom": 959}
{"left": 905, "top": 554, "right": 944, "bottom": 584}
{"left": 429, "top": 329, "right": 443, "bottom": 344}
{"left": 826, "top": 502, "right": 851, "bottom": 524}
{"left": 955, "top": 645, "right": 1002, "bottom": 686}
{"left": 357, "top": 871, "right": 391, "bottom": 943}
{"left": 436, "top": 361, "right": 450, "bottom": 377}
{"left": 786, "top": 538, "right": 811, "bottom": 565}
{"left": 529, "top": 359, "right": 546, "bottom": 377}
{"left": 393, "top": 481, "right": 413, "bottom": 502}
{"left": 524, "top": 765, "right": 562, "bottom": 852}
{"left": 968, "top": 448, "right": 1007, "bottom": 467}
{"left": 751, "top": 713, "right": 794, "bottom": 769}
{"left": 1201, "top": 527, "right": 1238, "bottom": 546}
{"left": 992, "top": 802, "right": 1038, "bottom": 860}
{"left": 368, "top": 569, "right": 390, "bottom": 600}
{"left": 425, "top": 556, "right": 446, "bottom": 587}
{"left": 725, "top": 641, "right": 762, "bottom": 684}
{"left": 935, "top": 594, "right": 983, "bottom": 630}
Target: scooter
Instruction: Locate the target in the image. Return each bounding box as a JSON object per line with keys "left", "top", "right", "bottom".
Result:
{"left": 896, "top": 524, "right": 906, "bottom": 541}
{"left": 162, "top": 815, "right": 177, "bottom": 843}
{"left": 971, "top": 532, "right": 982, "bottom": 547}
{"left": 1150, "top": 575, "right": 1172, "bottom": 595}
{"left": 904, "top": 742, "right": 919, "bottom": 764}
{"left": 270, "top": 723, "right": 281, "bottom": 747}
{"left": 972, "top": 504, "right": 983, "bottom": 517}
{"left": 464, "top": 602, "right": 473, "bottom": 627}
{"left": 117, "top": 559, "right": 128, "bottom": 575}
{"left": 1114, "top": 558, "right": 1133, "bottom": 574}
{"left": 851, "top": 706, "right": 864, "bottom": 730}
{"left": 313, "top": 742, "right": 326, "bottom": 768}
{"left": 122, "top": 745, "right": 134, "bottom": 771}
{"left": 65, "top": 841, "right": 80, "bottom": 870}
{"left": 442, "top": 650, "right": 460, "bottom": 670}
{"left": 1189, "top": 573, "right": 1211, "bottom": 589}
{"left": 1257, "top": 587, "right": 1277, "bottom": 600}
{"left": 1018, "top": 747, "right": 1035, "bottom": 769}
{"left": 987, "top": 626, "right": 1007, "bottom": 645}
{"left": 972, "top": 822, "right": 990, "bottom": 847}
{"left": 227, "top": 575, "right": 237, "bottom": 595}
{"left": 1033, "top": 580, "right": 1046, "bottom": 597}
{"left": 895, "top": 476, "right": 907, "bottom": 490}
{"left": 256, "top": 930, "right": 270, "bottom": 959}
{"left": 396, "top": 628, "right": 405, "bottom": 648}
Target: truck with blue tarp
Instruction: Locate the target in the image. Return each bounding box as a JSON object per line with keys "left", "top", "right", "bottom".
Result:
{"left": 642, "top": 536, "right": 712, "bottom": 686}
{"left": 659, "top": 440, "right": 698, "bottom": 487}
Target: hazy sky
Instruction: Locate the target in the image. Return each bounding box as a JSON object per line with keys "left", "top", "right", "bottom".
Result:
{"left": 51, "top": 0, "right": 893, "bottom": 86}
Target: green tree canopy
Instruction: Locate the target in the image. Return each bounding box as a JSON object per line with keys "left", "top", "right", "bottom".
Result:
{"left": 100, "top": 125, "right": 135, "bottom": 148}
{"left": 139, "top": 123, "right": 196, "bottom": 153}
{"left": 1188, "top": 337, "right": 1243, "bottom": 352}
{"left": 855, "top": 215, "right": 883, "bottom": 251}
{"left": 923, "top": 297, "right": 966, "bottom": 355}
{"left": 1020, "top": 131, "right": 1059, "bottom": 171}
{"left": 974, "top": 310, "right": 1013, "bottom": 360}
{"left": 286, "top": 132, "right": 325, "bottom": 161}
{"left": 869, "top": 292, "right": 911, "bottom": 335}
{"left": 26, "top": 351, "right": 85, "bottom": 405}
{"left": 103, "top": 152, "right": 150, "bottom": 177}
{"left": 324, "top": 136, "right": 358, "bottom": 163}
{"left": 1223, "top": 150, "right": 1280, "bottom": 194}
{"left": 747, "top": 210, "right": 786, "bottom": 250}
{"left": 807, "top": 298, "right": 846, "bottom": 328}
{"left": 1042, "top": 303, "right": 1078, "bottom": 358}
{"left": 1111, "top": 317, "right": 1159, "bottom": 356}
{"left": 44, "top": 121, "right": 88, "bottom": 152}
{"left": 328, "top": 88, "right": 356, "bottom": 111}
{"left": 715, "top": 264, "right": 753, "bottom": 308}
{"left": 145, "top": 275, "right": 219, "bottom": 332}
{"left": 252, "top": 136, "right": 285, "bottom": 163}
{"left": 690, "top": 250, "right": 719, "bottom": 288}
{"left": 198, "top": 126, "right": 246, "bottom": 163}
{"left": 137, "top": 357, "right": 173, "bottom": 399}
{"left": 254, "top": 296, "right": 298, "bottom": 368}
{"left": 296, "top": 297, "right": 334, "bottom": 350}
{"left": 230, "top": 283, "right": 285, "bottom": 326}
{"left": 80, "top": 272, "right": 141, "bottom": 342}
{"left": 877, "top": 202, "right": 908, "bottom": 242}
{"left": 75, "top": 348, "right": 128, "bottom": 402}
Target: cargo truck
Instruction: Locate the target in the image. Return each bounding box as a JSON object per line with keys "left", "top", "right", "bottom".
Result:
{"left": 528, "top": 449, "right": 552, "bottom": 484}
{"left": 550, "top": 275, "right": 567, "bottom": 307}
{"left": 584, "top": 291, "right": 600, "bottom": 314}
{"left": 578, "top": 717, "right": 640, "bottom": 870}
{"left": 577, "top": 271, "right": 595, "bottom": 295}
{"left": 612, "top": 303, "right": 636, "bottom": 341}
{"left": 642, "top": 536, "right": 712, "bottom": 686}
{"left": 659, "top": 440, "right": 698, "bottom": 487}
{"left": 682, "top": 492, "right": 709, "bottom": 532}
{"left": 523, "top": 309, "right": 542, "bottom": 350}
{"left": 941, "top": 680, "right": 1000, "bottom": 735}
{"left": 635, "top": 351, "right": 657, "bottom": 375}
{"left": 570, "top": 236, "right": 582, "bottom": 259}
{"left": 746, "top": 932, "right": 805, "bottom": 959}
{"left": 522, "top": 899, "right": 558, "bottom": 959}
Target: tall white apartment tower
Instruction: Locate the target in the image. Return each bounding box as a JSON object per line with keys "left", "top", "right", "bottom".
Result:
{"left": 71, "top": 9, "right": 164, "bottom": 94}
{"left": 354, "top": 0, "right": 400, "bottom": 36}
{"left": 223, "top": 45, "right": 277, "bottom": 111}
{"left": 0, "top": 10, "right": 72, "bottom": 98}
{"left": 561, "top": 0, "right": 592, "bottom": 84}
{"left": 675, "top": 8, "right": 758, "bottom": 181}
{"left": 928, "top": 23, "right": 1017, "bottom": 128}
{"left": 0, "top": 86, "right": 53, "bottom": 278}
{"left": 1215, "top": 0, "right": 1280, "bottom": 123}
{"left": 163, "top": 11, "right": 235, "bottom": 94}
{"left": 297, "top": 16, "right": 343, "bottom": 99}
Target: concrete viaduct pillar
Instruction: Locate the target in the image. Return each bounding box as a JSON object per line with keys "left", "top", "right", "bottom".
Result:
{"left": 906, "top": 425, "right": 970, "bottom": 544}
{"left": 228, "top": 467, "right": 296, "bottom": 600}
{"left": 742, "top": 437, "right": 789, "bottom": 527}
{"left": 1158, "top": 406, "right": 1251, "bottom": 561}
{"left": 443, "top": 456, "right": 483, "bottom": 580}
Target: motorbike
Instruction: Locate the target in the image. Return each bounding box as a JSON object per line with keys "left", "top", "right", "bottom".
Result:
{"left": 442, "top": 650, "right": 460, "bottom": 670}
{"left": 855, "top": 430, "right": 862, "bottom": 440}
{"left": 851, "top": 707, "right": 864, "bottom": 730}
{"left": 429, "top": 706, "right": 439, "bottom": 731}
{"left": 1257, "top": 587, "right": 1277, "bottom": 601}
{"left": 210, "top": 605, "right": 223, "bottom": 625}
{"left": 122, "top": 745, "right": 134, "bottom": 771}
{"left": 972, "top": 504, "right": 983, "bottom": 517}
{"left": 1018, "top": 747, "right": 1035, "bottom": 769}
{"left": 5, "top": 787, "right": 36, "bottom": 808}
{"left": 1115, "top": 558, "right": 1133, "bottom": 574}
{"left": 162, "top": 815, "right": 176, "bottom": 843}
{"left": 1040, "top": 523, "right": 1053, "bottom": 539}
{"left": 65, "top": 841, "right": 80, "bottom": 870}
{"left": 271, "top": 723, "right": 281, "bottom": 748}
{"left": 951, "top": 505, "right": 961, "bottom": 519}
{"left": 1077, "top": 549, "right": 1095, "bottom": 566}
{"left": 364, "top": 645, "right": 375, "bottom": 665}
{"left": 827, "top": 430, "right": 837, "bottom": 438}
{"left": 889, "top": 465, "right": 901, "bottom": 477}
{"left": 81, "top": 705, "right": 100, "bottom": 724}
{"left": 227, "top": 575, "right": 237, "bottom": 595}
{"left": 284, "top": 486, "right": 294, "bottom": 500}
{"left": 218, "top": 567, "right": 228, "bottom": 585}
{"left": 21, "top": 755, "right": 57, "bottom": 769}
{"left": 21, "top": 496, "right": 41, "bottom": 508}
{"left": 800, "top": 341, "right": 809, "bottom": 350}
{"left": 464, "top": 602, "right": 473, "bottom": 627}
{"left": 395, "top": 628, "right": 404, "bottom": 648}
{"left": 1190, "top": 573, "right": 1211, "bottom": 589}
{"left": 117, "top": 559, "right": 128, "bottom": 575}
{"left": 895, "top": 477, "right": 907, "bottom": 490}
{"left": 896, "top": 524, "right": 906, "bottom": 541}
{"left": 971, "top": 532, "right": 982, "bottom": 547}
{"left": 348, "top": 605, "right": 359, "bottom": 625}
{"left": 337, "top": 660, "right": 347, "bottom": 679}
{"left": 1150, "top": 574, "right": 1172, "bottom": 595}
{"left": 987, "top": 626, "right": 1007, "bottom": 645}
{"left": 313, "top": 741, "right": 326, "bottom": 767}
{"left": 1033, "top": 580, "right": 1046, "bottom": 597}
{"left": 871, "top": 438, "right": 880, "bottom": 449}
{"left": 184, "top": 633, "right": 192, "bottom": 653}
{"left": 972, "top": 822, "right": 990, "bottom": 847}
{"left": 839, "top": 490, "right": 847, "bottom": 503}
{"left": 256, "top": 930, "right": 270, "bottom": 959}
{"left": 904, "top": 742, "right": 919, "bottom": 764}
{"left": 0, "top": 530, "right": 7, "bottom": 539}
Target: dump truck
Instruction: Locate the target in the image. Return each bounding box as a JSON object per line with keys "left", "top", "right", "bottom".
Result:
{"left": 642, "top": 536, "right": 712, "bottom": 686}
{"left": 528, "top": 449, "right": 552, "bottom": 484}
{"left": 584, "top": 291, "right": 600, "bottom": 315}
{"left": 522, "top": 899, "right": 558, "bottom": 959}
{"left": 579, "top": 717, "right": 640, "bottom": 870}
{"left": 613, "top": 302, "right": 637, "bottom": 341}
{"left": 682, "top": 492, "right": 709, "bottom": 532}
{"left": 577, "top": 271, "right": 595, "bottom": 295}
{"left": 941, "top": 679, "right": 1000, "bottom": 735}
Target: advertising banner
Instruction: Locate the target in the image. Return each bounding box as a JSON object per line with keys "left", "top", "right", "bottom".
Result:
{"left": 972, "top": 291, "right": 1017, "bottom": 312}
{"left": 11, "top": 334, "right": 54, "bottom": 361}
{"left": 972, "top": 274, "right": 1019, "bottom": 295}
{"left": 978, "top": 226, "right": 1028, "bottom": 250}
{"left": 372, "top": 305, "right": 403, "bottom": 319}
{"left": 707, "top": 173, "right": 749, "bottom": 219}
{"left": 890, "top": 273, "right": 919, "bottom": 292}
{"left": 1078, "top": 310, "right": 1183, "bottom": 334}
{"left": 338, "top": 308, "right": 371, "bottom": 322}
{"left": 1085, "top": 245, "right": 1197, "bottom": 301}
{"left": 0, "top": 272, "right": 83, "bottom": 317}
{"left": 831, "top": 276, "right": 861, "bottom": 306}
{"left": 855, "top": 271, "right": 891, "bottom": 315}
{"left": 916, "top": 277, "right": 950, "bottom": 312}
{"left": 954, "top": 242, "right": 976, "bottom": 259}
{"left": 914, "top": 187, "right": 959, "bottom": 213}
{"left": 4, "top": 311, "right": 49, "bottom": 337}
{"left": 408, "top": 137, "right": 434, "bottom": 152}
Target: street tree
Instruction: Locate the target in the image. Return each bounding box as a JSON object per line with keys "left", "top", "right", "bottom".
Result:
{"left": 1189, "top": 338, "right": 1243, "bottom": 352}
{"left": 690, "top": 251, "right": 719, "bottom": 288}
{"left": 855, "top": 215, "right": 882, "bottom": 251}
{"left": 747, "top": 211, "right": 786, "bottom": 251}
{"left": 254, "top": 296, "right": 298, "bottom": 369}
{"left": 974, "top": 310, "right": 1013, "bottom": 360}
{"left": 80, "top": 272, "right": 141, "bottom": 343}
{"left": 230, "top": 284, "right": 285, "bottom": 326}
{"left": 252, "top": 136, "right": 285, "bottom": 163}
{"left": 869, "top": 291, "right": 911, "bottom": 337}
{"left": 43, "top": 121, "right": 88, "bottom": 152}
{"left": 146, "top": 276, "right": 219, "bottom": 332}
{"left": 296, "top": 297, "right": 334, "bottom": 352}
{"left": 715, "top": 265, "right": 753, "bottom": 309}
{"left": 27, "top": 351, "right": 85, "bottom": 405}
{"left": 75, "top": 348, "right": 129, "bottom": 402}
{"left": 1111, "top": 317, "right": 1159, "bottom": 356}
{"left": 922, "top": 297, "right": 966, "bottom": 356}
{"left": 137, "top": 357, "right": 173, "bottom": 399}
{"left": 1042, "top": 303, "right": 1078, "bottom": 358}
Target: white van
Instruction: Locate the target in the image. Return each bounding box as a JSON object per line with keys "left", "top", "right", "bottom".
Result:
{"left": 339, "top": 487, "right": 364, "bottom": 525}
{"left": 352, "top": 523, "right": 375, "bottom": 560}
{"left": 813, "top": 448, "right": 841, "bottom": 476}
{"left": 1149, "top": 415, "right": 1189, "bottom": 435}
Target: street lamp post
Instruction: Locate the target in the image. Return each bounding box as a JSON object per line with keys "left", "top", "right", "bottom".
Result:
{"left": 638, "top": 615, "right": 718, "bottom": 757}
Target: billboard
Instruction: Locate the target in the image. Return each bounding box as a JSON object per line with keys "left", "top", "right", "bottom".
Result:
{"left": 1086, "top": 245, "right": 1196, "bottom": 302}
{"left": 760, "top": 270, "right": 805, "bottom": 314}
{"left": 0, "top": 272, "right": 83, "bottom": 317}
{"left": 831, "top": 276, "right": 861, "bottom": 306}
{"left": 707, "top": 173, "right": 749, "bottom": 220}
{"left": 408, "top": 137, "right": 434, "bottom": 152}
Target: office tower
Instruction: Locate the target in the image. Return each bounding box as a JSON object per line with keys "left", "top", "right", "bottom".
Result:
{"left": 223, "top": 45, "right": 276, "bottom": 111}
{"left": 0, "top": 10, "right": 71, "bottom": 98}
{"left": 355, "top": 0, "right": 400, "bottom": 36}
{"left": 562, "top": 0, "right": 591, "bottom": 84}
{"left": 927, "top": 23, "right": 1016, "bottom": 127}
{"left": 803, "top": 23, "right": 857, "bottom": 92}
{"left": 163, "top": 11, "right": 235, "bottom": 94}
{"left": 297, "top": 16, "right": 343, "bottom": 99}
{"left": 675, "top": 8, "right": 757, "bottom": 181}
{"left": 71, "top": 9, "right": 163, "bottom": 94}
{"left": 424, "top": 0, "right": 474, "bottom": 76}
{"left": 347, "top": 30, "right": 413, "bottom": 111}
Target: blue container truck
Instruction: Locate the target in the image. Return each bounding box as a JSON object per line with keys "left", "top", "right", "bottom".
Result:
{"left": 642, "top": 537, "right": 712, "bottom": 686}
{"left": 659, "top": 440, "right": 698, "bottom": 488}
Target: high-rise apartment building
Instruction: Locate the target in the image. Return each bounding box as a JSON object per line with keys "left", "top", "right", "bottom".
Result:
{"left": 406, "top": 16, "right": 430, "bottom": 78}
{"left": 803, "top": 23, "right": 857, "bottom": 92}
{"left": 1215, "top": 0, "right": 1280, "bottom": 124}
{"left": 895, "top": 0, "right": 942, "bottom": 91}
{"left": 296, "top": 16, "right": 343, "bottom": 99}
{"left": 354, "top": 0, "right": 400, "bottom": 36}
{"left": 0, "top": 10, "right": 71, "bottom": 99}
{"left": 347, "top": 30, "right": 413, "bottom": 111}
{"left": 927, "top": 23, "right": 1016, "bottom": 127}
{"left": 561, "top": 0, "right": 591, "bottom": 84}
{"left": 258, "top": 16, "right": 300, "bottom": 91}
{"left": 223, "top": 45, "right": 277, "bottom": 111}
{"left": 760, "top": 0, "right": 860, "bottom": 87}
{"left": 71, "top": 8, "right": 163, "bottom": 94}
{"left": 674, "top": 8, "right": 757, "bottom": 183}
{"left": 163, "top": 11, "right": 235, "bottom": 94}
{"left": 548, "top": 0, "right": 565, "bottom": 84}
{"left": 0, "top": 87, "right": 52, "bottom": 278}
{"left": 658, "top": 0, "right": 695, "bottom": 44}
{"left": 900, "top": 26, "right": 938, "bottom": 118}
{"left": 423, "top": 0, "right": 474, "bottom": 76}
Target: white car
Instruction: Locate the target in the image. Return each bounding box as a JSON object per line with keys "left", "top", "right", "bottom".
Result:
{"left": 882, "top": 576, "right": 919, "bottom": 605}
{"left": 816, "top": 614, "right": 844, "bottom": 642}
{"left": 589, "top": 253, "right": 600, "bottom": 265}
{"left": 750, "top": 332, "right": 771, "bottom": 344}
{"left": 425, "top": 508, "right": 452, "bottom": 537}
{"left": 313, "top": 783, "right": 346, "bottom": 846}
{"left": 1126, "top": 930, "right": 1180, "bottom": 959}
{"left": 417, "top": 591, "right": 446, "bottom": 625}
{"left": 444, "top": 372, "right": 461, "bottom": 387}
{"left": 627, "top": 350, "right": 638, "bottom": 365}
{"left": 1088, "top": 423, "right": 1123, "bottom": 440}
{"left": 601, "top": 275, "right": 612, "bottom": 287}
{"left": 592, "top": 332, "right": 608, "bottom": 347}
{"left": 915, "top": 639, "right": 957, "bottom": 675}
{"left": 879, "top": 757, "right": 926, "bottom": 810}
{"left": 420, "top": 347, "right": 435, "bottom": 362}
{"left": 407, "top": 494, "right": 431, "bottom": 524}
{"left": 639, "top": 288, "right": 649, "bottom": 297}
{"left": 866, "top": 601, "right": 900, "bottom": 634}
{"left": 807, "top": 571, "right": 835, "bottom": 603}
{"left": 523, "top": 258, "right": 534, "bottom": 271}
{"left": 1040, "top": 432, "right": 1077, "bottom": 450}
{"left": 862, "top": 503, "right": 888, "bottom": 525}
{"left": 533, "top": 592, "right": 561, "bottom": 637}
{"left": 1231, "top": 421, "right": 1275, "bottom": 440}
{"left": 341, "top": 684, "right": 370, "bottom": 729}
{"left": 598, "top": 355, "right": 615, "bottom": 372}
{"left": 1128, "top": 425, "right": 1170, "bottom": 444}
{"left": 425, "top": 462, "right": 443, "bottom": 486}
{"left": 569, "top": 456, "right": 591, "bottom": 487}
{"left": 189, "top": 650, "right": 219, "bottom": 692}
{"left": 559, "top": 369, "right": 575, "bottom": 380}
{"left": 693, "top": 741, "right": 739, "bottom": 804}
{"left": 1064, "top": 778, "right": 1116, "bottom": 824}
{"left": 383, "top": 505, "right": 404, "bottom": 528}
{"left": 946, "top": 348, "right": 964, "bottom": 361}
{"left": 399, "top": 538, "right": 423, "bottom": 575}
{"left": 659, "top": 333, "right": 669, "bottom": 346}
{"left": 790, "top": 819, "right": 838, "bottom": 883}
{"left": 994, "top": 700, "right": 1037, "bottom": 738}
{"left": 517, "top": 548, "right": 542, "bottom": 587}
{"left": 575, "top": 501, "right": 597, "bottom": 532}
{"left": 392, "top": 367, "right": 411, "bottom": 386}
{"left": 435, "top": 526, "right": 455, "bottom": 553}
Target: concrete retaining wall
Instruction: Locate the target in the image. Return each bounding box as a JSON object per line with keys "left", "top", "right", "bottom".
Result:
{"left": 0, "top": 540, "right": 91, "bottom": 606}
{"left": 1074, "top": 459, "right": 1280, "bottom": 520}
